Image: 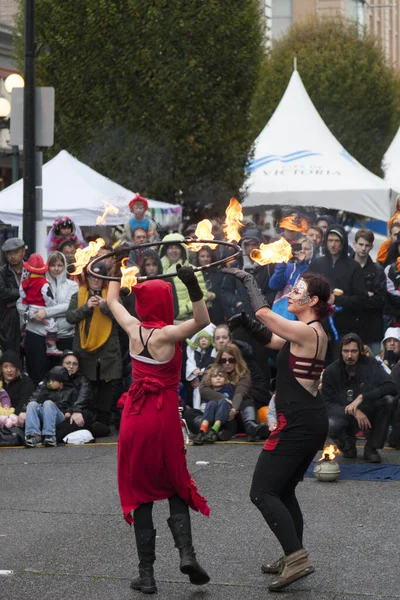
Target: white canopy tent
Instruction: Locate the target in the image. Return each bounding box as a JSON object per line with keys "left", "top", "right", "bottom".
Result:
{"left": 0, "top": 150, "right": 182, "bottom": 229}
{"left": 242, "top": 70, "right": 393, "bottom": 221}
{"left": 383, "top": 127, "right": 400, "bottom": 195}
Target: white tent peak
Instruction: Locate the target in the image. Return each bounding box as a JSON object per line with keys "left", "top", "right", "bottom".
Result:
{"left": 383, "top": 126, "right": 400, "bottom": 195}
{"left": 243, "top": 70, "right": 392, "bottom": 221}
{"left": 0, "top": 149, "right": 181, "bottom": 227}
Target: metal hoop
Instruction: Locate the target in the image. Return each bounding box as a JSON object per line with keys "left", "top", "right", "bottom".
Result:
{"left": 85, "top": 239, "right": 242, "bottom": 282}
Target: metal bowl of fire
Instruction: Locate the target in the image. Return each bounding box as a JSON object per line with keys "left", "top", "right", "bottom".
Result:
{"left": 313, "top": 445, "right": 341, "bottom": 482}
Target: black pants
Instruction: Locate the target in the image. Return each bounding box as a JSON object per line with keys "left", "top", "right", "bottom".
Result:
{"left": 389, "top": 398, "right": 400, "bottom": 448}
{"left": 55, "top": 408, "right": 95, "bottom": 443}
{"left": 24, "top": 331, "right": 51, "bottom": 385}
{"left": 134, "top": 494, "right": 189, "bottom": 530}
{"left": 250, "top": 449, "right": 315, "bottom": 556}
{"left": 328, "top": 396, "right": 395, "bottom": 449}
{"left": 89, "top": 380, "right": 114, "bottom": 427}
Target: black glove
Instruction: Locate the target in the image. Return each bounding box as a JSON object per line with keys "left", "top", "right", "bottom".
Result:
{"left": 176, "top": 265, "right": 203, "bottom": 302}
{"left": 222, "top": 267, "right": 270, "bottom": 313}
{"left": 227, "top": 311, "right": 272, "bottom": 346}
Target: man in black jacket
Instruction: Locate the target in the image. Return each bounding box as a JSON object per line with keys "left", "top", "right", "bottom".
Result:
{"left": 320, "top": 333, "right": 396, "bottom": 463}
{"left": 0, "top": 238, "right": 25, "bottom": 353}
{"left": 352, "top": 229, "right": 386, "bottom": 355}
{"left": 308, "top": 225, "right": 367, "bottom": 357}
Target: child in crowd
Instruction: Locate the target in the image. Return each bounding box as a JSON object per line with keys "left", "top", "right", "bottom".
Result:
{"left": 122, "top": 193, "right": 157, "bottom": 242}
{"left": 19, "top": 254, "right": 62, "bottom": 356}
{"left": 46, "top": 216, "right": 84, "bottom": 254}
{"left": 186, "top": 327, "right": 215, "bottom": 409}
{"left": 267, "top": 394, "right": 277, "bottom": 432}
{"left": 192, "top": 365, "right": 235, "bottom": 445}
{"left": 24, "top": 366, "right": 71, "bottom": 447}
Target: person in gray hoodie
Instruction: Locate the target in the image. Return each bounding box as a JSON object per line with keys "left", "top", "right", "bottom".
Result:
{"left": 17, "top": 252, "right": 78, "bottom": 384}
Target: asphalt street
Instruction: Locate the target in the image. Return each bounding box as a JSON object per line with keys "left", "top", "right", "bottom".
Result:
{"left": 1, "top": 436, "right": 400, "bottom": 600}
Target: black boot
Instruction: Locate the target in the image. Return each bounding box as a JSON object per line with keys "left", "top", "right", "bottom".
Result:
{"left": 130, "top": 529, "right": 157, "bottom": 594}
{"left": 340, "top": 436, "right": 357, "bottom": 459}
{"left": 167, "top": 514, "right": 210, "bottom": 585}
{"left": 241, "top": 406, "right": 261, "bottom": 442}
{"left": 363, "top": 442, "right": 381, "bottom": 463}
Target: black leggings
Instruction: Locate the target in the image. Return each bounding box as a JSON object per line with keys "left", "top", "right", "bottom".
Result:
{"left": 250, "top": 449, "right": 315, "bottom": 556}
{"left": 134, "top": 494, "right": 189, "bottom": 531}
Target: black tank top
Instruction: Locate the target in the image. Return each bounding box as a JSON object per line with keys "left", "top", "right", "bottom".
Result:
{"left": 138, "top": 327, "right": 157, "bottom": 359}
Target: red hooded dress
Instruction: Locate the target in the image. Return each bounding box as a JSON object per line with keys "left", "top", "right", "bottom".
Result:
{"left": 117, "top": 280, "right": 210, "bottom": 523}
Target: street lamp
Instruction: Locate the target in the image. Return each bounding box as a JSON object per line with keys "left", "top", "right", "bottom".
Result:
{"left": 1, "top": 74, "right": 25, "bottom": 184}
{"left": 0, "top": 96, "right": 11, "bottom": 126}
{"left": 5, "top": 74, "right": 25, "bottom": 95}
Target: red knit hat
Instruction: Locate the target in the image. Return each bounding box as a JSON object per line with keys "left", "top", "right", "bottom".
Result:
{"left": 128, "top": 193, "right": 148, "bottom": 212}
{"left": 23, "top": 253, "right": 48, "bottom": 274}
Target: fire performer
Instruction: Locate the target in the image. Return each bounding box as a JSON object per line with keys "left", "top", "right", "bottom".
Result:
{"left": 107, "top": 265, "right": 210, "bottom": 594}
{"left": 226, "top": 269, "right": 331, "bottom": 592}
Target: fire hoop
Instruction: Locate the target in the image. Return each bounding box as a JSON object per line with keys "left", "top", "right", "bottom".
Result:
{"left": 85, "top": 239, "right": 242, "bottom": 283}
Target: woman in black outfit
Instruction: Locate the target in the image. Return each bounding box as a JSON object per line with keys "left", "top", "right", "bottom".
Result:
{"left": 225, "top": 269, "right": 330, "bottom": 592}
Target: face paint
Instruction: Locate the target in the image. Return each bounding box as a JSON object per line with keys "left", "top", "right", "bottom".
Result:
{"left": 288, "top": 278, "right": 311, "bottom": 305}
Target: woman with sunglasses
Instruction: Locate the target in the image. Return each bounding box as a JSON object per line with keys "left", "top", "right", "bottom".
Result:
{"left": 225, "top": 269, "right": 331, "bottom": 592}
{"left": 107, "top": 266, "right": 210, "bottom": 594}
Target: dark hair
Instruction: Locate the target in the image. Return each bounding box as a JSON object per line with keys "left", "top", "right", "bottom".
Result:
{"left": 341, "top": 333, "right": 362, "bottom": 351}
{"left": 355, "top": 229, "right": 374, "bottom": 244}
{"left": 59, "top": 239, "right": 77, "bottom": 252}
{"left": 301, "top": 272, "right": 331, "bottom": 319}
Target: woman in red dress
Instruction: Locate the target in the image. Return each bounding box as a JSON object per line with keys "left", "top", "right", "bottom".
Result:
{"left": 107, "top": 266, "right": 210, "bottom": 594}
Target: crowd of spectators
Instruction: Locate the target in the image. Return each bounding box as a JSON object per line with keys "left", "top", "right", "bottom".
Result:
{"left": 1, "top": 197, "right": 400, "bottom": 462}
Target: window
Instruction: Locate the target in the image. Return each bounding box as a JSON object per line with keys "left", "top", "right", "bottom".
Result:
{"left": 271, "top": 0, "right": 293, "bottom": 40}
{"left": 347, "top": 0, "right": 365, "bottom": 28}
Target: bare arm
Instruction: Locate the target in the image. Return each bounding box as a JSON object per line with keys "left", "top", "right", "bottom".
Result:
{"left": 107, "top": 281, "right": 140, "bottom": 334}
{"left": 157, "top": 299, "right": 210, "bottom": 343}
{"left": 255, "top": 306, "right": 315, "bottom": 347}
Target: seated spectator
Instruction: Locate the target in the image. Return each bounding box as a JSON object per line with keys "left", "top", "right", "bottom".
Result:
{"left": 66, "top": 262, "right": 122, "bottom": 434}
{"left": 122, "top": 194, "right": 157, "bottom": 243}
{"left": 269, "top": 237, "right": 314, "bottom": 320}
{"left": 159, "top": 233, "right": 208, "bottom": 321}
{"left": 193, "top": 246, "right": 225, "bottom": 325}
{"left": 375, "top": 327, "right": 400, "bottom": 374}
{"left": 24, "top": 365, "right": 71, "bottom": 447}
{"left": 306, "top": 226, "right": 324, "bottom": 257}
{"left": 59, "top": 239, "right": 78, "bottom": 266}
{"left": 55, "top": 349, "right": 94, "bottom": 443}
{"left": 0, "top": 350, "right": 35, "bottom": 427}
{"left": 192, "top": 365, "right": 235, "bottom": 445}
{"left": 186, "top": 325, "right": 216, "bottom": 409}
{"left": 388, "top": 360, "right": 400, "bottom": 449}
{"left": 320, "top": 333, "right": 396, "bottom": 463}
{"left": 0, "top": 237, "right": 25, "bottom": 353}
{"left": 46, "top": 217, "right": 84, "bottom": 254}
{"left": 200, "top": 343, "right": 267, "bottom": 441}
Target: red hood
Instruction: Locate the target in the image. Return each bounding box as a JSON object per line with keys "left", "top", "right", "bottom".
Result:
{"left": 133, "top": 280, "right": 174, "bottom": 328}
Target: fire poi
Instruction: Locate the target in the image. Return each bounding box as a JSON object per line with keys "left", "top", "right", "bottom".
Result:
{"left": 313, "top": 445, "right": 341, "bottom": 482}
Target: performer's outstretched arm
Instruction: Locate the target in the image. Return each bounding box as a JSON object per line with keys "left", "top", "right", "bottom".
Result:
{"left": 107, "top": 280, "right": 140, "bottom": 334}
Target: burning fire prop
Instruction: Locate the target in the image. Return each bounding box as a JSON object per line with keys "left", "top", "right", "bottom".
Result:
{"left": 223, "top": 198, "right": 244, "bottom": 242}
{"left": 250, "top": 237, "right": 292, "bottom": 265}
{"left": 189, "top": 220, "right": 218, "bottom": 252}
{"left": 120, "top": 259, "right": 139, "bottom": 289}
{"left": 313, "top": 445, "right": 341, "bottom": 482}
{"left": 96, "top": 201, "right": 119, "bottom": 225}
{"left": 70, "top": 238, "right": 105, "bottom": 275}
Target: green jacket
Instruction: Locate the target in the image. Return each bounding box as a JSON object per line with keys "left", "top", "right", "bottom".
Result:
{"left": 160, "top": 233, "right": 208, "bottom": 320}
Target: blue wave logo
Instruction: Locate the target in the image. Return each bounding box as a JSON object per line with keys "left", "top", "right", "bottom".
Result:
{"left": 247, "top": 150, "right": 322, "bottom": 172}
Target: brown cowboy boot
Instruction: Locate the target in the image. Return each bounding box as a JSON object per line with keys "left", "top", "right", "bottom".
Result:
{"left": 261, "top": 555, "right": 285, "bottom": 575}
{"left": 268, "top": 548, "right": 314, "bottom": 592}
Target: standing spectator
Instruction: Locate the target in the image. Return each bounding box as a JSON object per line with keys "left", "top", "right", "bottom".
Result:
{"left": 308, "top": 225, "right": 367, "bottom": 353}
{"left": 159, "top": 233, "right": 208, "bottom": 321}
{"left": 0, "top": 350, "right": 35, "bottom": 427}
{"left": 383, "top": 245, "right": 400, "bottom": 326}
{"left": 315, "top": 215, "right": 335, "bottom": 236}
{"left": 0, "top": 238, "right": 25, "bottom": 353}
{"left": 377, "top": 221, "right": 400, "bottom": 267}
{"left": 306, "top": 226, "right": 324, "bottom": 257}
{"left": 126, "top": 227, "right": 149, "bottom": 267}
{"left": 66, "top": 262, "right": 122, "bottom": 435}
{"left": 352, "top": 229, "right": 386, "bottom": 355}
{"left": 59, "top": 240, "right": 78, "bottom": 266}
{"left": 193, "top": 246, "right": 225, "bottom": 325}
{"left": 320, "top": 333, "right": 396, "bottom": 463}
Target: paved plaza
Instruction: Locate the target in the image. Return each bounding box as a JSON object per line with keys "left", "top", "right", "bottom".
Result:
{"left": 1, "top": 437, "right": 400, "bottom": 600}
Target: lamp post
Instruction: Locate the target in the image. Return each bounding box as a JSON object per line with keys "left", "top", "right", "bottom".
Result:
{"left": 23, "top": 0, "right": 36, "bottom": 255}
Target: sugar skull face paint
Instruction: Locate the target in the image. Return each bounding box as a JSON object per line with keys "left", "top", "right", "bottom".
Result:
{"left": 288, "top": 278, "right": 311, "bottom": 305}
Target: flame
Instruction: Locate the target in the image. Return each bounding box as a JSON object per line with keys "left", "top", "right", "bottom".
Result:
{"left": 250, "top": 238, "right": 292, "bottom": 265}
{"left": 223, "top": 198, "right": 244, "bottom": 242}
{"left": 319, "top": 445, "right": 340, "bottom": 461}
{"left": 120, "top": 258, "right": 139, "bottom": 289}
{"left": 189, "top": 220, "right": 218, "bottom": 252}
{"left": 279, "top": 216, "right": 309, "bottom": 233}
{"left": 70, "top": 238, "right": 106, "bottom": 275}
{"left": 96, "top": 201, "right": 120, "bottom": 225}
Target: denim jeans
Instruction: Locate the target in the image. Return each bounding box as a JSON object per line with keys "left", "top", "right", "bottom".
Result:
{"left": 25, "top": 400, "right": 66, "bottom": 436}
{"left": 202, "top": 398, "right": 232, "bottom": 425}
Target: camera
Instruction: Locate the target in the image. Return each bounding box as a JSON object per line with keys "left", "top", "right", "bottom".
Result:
{"left": 93, "top": 289, "right": 102, "bottom": 296}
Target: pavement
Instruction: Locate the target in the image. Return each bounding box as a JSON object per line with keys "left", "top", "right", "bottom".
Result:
{"left": 1, "top": 434, "right": 400, "bottom": 600}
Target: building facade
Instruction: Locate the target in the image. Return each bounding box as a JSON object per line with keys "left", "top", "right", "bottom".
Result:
{"left": 263, "top": 0, "right": 400, "bottom": 68}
